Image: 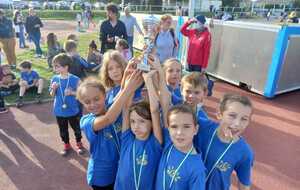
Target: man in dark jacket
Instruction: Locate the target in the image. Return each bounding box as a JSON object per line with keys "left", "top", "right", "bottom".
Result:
{"left": 99, "top": 3, "right": 127, "bottom": 54}
{"left": 0, "top": 9, "right": 17, "bottom": 68}
{"left": 25, "top": 8, "right": 44, "bottom": 58}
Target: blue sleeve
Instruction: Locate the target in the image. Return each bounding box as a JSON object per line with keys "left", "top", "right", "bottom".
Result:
{"left": 32, "top": 71, "right": 39, "bottom": 79}
{"left": 121, "top": 129, "right": 134, "bottom": 146}
{"left": 189, "top": 168, "right": 206, "bottom": 190}
{"left": 234, "top": 149, "right": 254, "bottom": 186}
{"left": 171, "top": 93, "right": 183, "bottom": 105}
{"left": 80, "top": 115, "right": 98, "bottom": 143}
{"left": 162, "top": 127, "right": 171, "bottom": 148}
{"left": 78, "top": 56, "right": 96, "bottom": 69}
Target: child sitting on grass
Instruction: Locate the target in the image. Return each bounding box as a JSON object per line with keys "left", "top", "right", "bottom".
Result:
{"left": 16, "top": 61, "right": 44, "bottom": 107}
{"left": 87, "top": 40, "right": 102, "bottom": 72}
{"left": 0, "top": 64, "right": 19, "bottom": 96}
{"left": 115, "top": 39, "right": 132, "bottom": 61}
{"left": 64, "top": 40, "right": 97, "bottom": 79}
{"left": 47, "top": 33, "right": 63, "bottom": 70}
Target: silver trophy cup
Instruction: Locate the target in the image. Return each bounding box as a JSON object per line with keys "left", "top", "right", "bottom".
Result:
{"left": 137, "top": 15, "right": 159, "bottom": 72}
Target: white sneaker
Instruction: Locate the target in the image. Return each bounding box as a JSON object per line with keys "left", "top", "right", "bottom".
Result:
{"left": 34, "top": 54, "right": 40, "bottom": 58}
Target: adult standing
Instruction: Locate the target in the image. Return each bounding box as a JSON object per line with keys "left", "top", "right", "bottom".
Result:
{"left": 120, "top": 6, "right": 143, "bottom": 54}
{"left": 25, "top": 8, "right": 44, "bottom": 58}
{"left": 181, "top": 15, "right": 211, "bottom": 72}
{"left": 155, "top": 14, "right": 178, "bottom": 64}
{"left": 13, "top": 10, "right": 28, "bottom": 49}
{"left": 0, "top": 9, "right": 17, "bottom": 69}
{"left": 99, "top": 3, "right": 127, "bottom": 54}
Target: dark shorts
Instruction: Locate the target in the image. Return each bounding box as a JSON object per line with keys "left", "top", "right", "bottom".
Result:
{"left": 27, "top": 86, "right": 38, "bottom": 93}
{"left": 0, "top": 84, "right": 19, "bottom": 96}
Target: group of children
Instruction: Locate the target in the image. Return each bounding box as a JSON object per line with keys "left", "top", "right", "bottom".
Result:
{"left": 47, "top": 38, "right": 254, "bottom": 190}
{"left": 0, "top": 25, "right": 254, "bottom": 189}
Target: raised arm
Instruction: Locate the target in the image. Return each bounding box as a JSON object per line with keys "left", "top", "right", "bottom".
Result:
{"left": 180, "top": 18, "right": 196, "bottom": 37}
{"left": 93, "top": 70, "right": 142, "bottom": 131}
{"left": 143, "top": 71, "right": 162, "bottom": 144}
{"left": 148, "top": 55, "right": 171, "bottom": 128}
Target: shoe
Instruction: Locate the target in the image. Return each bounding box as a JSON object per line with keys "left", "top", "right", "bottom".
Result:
{"left": 36, "top": 94, "right": 42, "bottom": 104}
{"left": 0, "top": 107, "right": 8, "bottom": 114}
{"left": 16, "top": 98, "right": 24, "bottom": 108}
{"left": 60, "top": 143, "right": 71, "bottom": 156}
{"left": 40, "top": 55, "right": 46, "bottom": 59}
{"left": 34, "top": 54, "right": 40, "bottom": 58}
{"left": 76, "top": 142, "right": 84, "bottom": 155}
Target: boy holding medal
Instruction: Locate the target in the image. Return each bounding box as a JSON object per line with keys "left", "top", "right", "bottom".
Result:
{"left": 195, "top": 94, "right": 254, "bottom": 190}
{"left": 50, "top": 53, "right": 84, "bottom": 156}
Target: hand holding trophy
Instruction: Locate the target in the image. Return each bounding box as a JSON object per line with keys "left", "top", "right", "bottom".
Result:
{"left": 137, "top": 15, "right": 160, "bottom": 72}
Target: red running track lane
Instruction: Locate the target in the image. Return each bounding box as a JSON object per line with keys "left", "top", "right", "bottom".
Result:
{"left": 0, "top": 81, "right": 299, "bottom": 190}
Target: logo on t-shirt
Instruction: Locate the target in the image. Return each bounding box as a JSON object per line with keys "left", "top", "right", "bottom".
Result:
{"left": 167, "top": 166, "right": 181, "bottom": 182}
{"left": 216, "top": 160, "right": 231, "bottom": 172}
{"left": 136, "top": 154, "right": 148, "bottom": 166}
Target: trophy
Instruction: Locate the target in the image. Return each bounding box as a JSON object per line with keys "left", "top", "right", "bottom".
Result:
{"left": 137, "top": 15, "right": 160, "bottom": 72}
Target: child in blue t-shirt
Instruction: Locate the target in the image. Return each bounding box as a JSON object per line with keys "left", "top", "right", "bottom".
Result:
{"left": 100, "top": 51, "right": 143, "bottom": 134}
{"left": 114, "top": 69, "right": 163, "bottom": 190}
{"left": 195, "top": 93, "right": 254, "bottom": 190}
{"left": 77, "top": 70, "right": 142, "bottom": 190}
{"left": 16, "top": 61, "right": 44, "bottom": 107}
{"left": 162, "top": 58, "right": 182, "bottom": 106}
{"left": 180, "top": 72, "right": 214, "bottom": 128}
{"left": 155, "top": 104, "right": 206, "bottom": 190}
{"left": 50, "top": 53, "right": 83, "bottom": 156}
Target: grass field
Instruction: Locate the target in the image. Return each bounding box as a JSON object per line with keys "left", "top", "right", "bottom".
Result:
{"left": 4, "top": 32, "right": 99, "bottom": 106}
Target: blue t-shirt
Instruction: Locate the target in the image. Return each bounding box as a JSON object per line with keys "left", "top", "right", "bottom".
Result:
{"left": 167, "top": 85, "right": 183, "bottom": 106}
{"left": 50, "top": 74, "right": 80, "bottom": 117}
{"left": 195, "top": 122, "right": 254, "bottom": 190}
{"left": 21, "top": 70, "right": 39, "bottom": 85}
{"left": 80, "top": 113, "right": 121, "bottom": 186}
{"left": 114, "top": 129, "right": 162, "bottom": 190}
{"left": 196, "top": 105, "right": 214, "bottom": 128}
{"left": 155, "top": 128, "right": 206, "bottom": 190}
{"left": 105, "top": 85, "right": 144, "bottom": 127}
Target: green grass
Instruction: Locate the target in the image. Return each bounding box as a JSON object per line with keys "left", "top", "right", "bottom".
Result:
{"left": 4, "top": 32, "right": 99, "bottom": 106}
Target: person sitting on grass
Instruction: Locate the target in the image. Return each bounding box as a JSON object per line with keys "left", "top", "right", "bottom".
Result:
{"left": 64, "top": 40, "right": 97, "bottom": 79}
{"left": 115, "top": 38, "right": 132, "bottom": 61}
{"left": 16, "top": 61, "right": 44, "bottom": 107}
{"left": 47, "top": 33, "right": 63, "bottom": 70}
{"left": 0, "top": 65, "right": 7, "bottom": 113}
{"left": 87, "top": 40, "right": 102, "bottom": 72}
{"left": 0, "top": 64, "right": 19, "bottom": 96}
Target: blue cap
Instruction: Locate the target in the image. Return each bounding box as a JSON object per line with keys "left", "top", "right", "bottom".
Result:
{"left": 196, "top": 15, "right": 206, "bottom": 24}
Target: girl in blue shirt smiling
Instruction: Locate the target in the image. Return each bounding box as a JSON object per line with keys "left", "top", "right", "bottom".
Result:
{"left": 195, "top": 94, "right": 254, "bottom": 190}
{"left": 114, "top": 68, "right": 163, "bottom": 190}
{"left": 77, "top": 69, "right": 142, "bottom": 190}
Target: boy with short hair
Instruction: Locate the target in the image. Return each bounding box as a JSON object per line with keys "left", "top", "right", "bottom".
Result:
{"left": 64, "top": 40, "right": 96, "bottom": 79}
{"left": 16, "top": 61, "right": 44, "bottom": 107}
{"left": 175, "top": 72, "right": 213, "bottom": 127}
